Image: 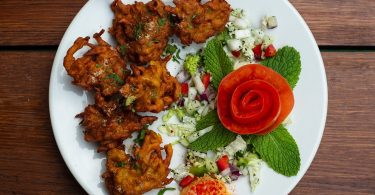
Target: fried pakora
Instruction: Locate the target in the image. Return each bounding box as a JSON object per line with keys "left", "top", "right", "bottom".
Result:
{"left": 94, "top": 92, "right": 122, "bottom": 117}
{"left": 64, "top": 30, "right": 128, "bottom": 96}
{"left": 167, "top": 0, "right": 231, "bottom": 45}
{"left": 77, "top": 105, "right": 157, "bottom": 152}
{"left": 120, "top": 56, "right": 181, "bottom": 113}
{"left": 103, "top": 130, "right": 173, "bottom": 195}
{"left": 110, "top": 0, "right": 173, "bottom": 64}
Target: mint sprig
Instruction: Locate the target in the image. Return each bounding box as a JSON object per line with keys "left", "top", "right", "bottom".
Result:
{"left": 261, "top": 46, "right": 301, "bottom": 88}
{"left": 203, "top": 38, "right": 234, "bottom": 89}
{"left": 245, "top": 125, "right": 301, "bottom": 176}
{"left": 196, "top": 110, "right": 220, "bottom": 131}
{"left": 189, "top": 123, "right": 236, "bottom": 152}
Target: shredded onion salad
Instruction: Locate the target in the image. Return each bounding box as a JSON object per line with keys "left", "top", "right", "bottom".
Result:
{"left": 158, "top": 8, "right": 301, "bottom": 194}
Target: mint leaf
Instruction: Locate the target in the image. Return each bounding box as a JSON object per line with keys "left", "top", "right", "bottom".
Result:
{"left": 157, "top": 187, "right": 175, "bottom": 195}
{"left": 261, "top": 46, "right": 301, "bottom": 88}
{"left": 189, "top": 123, "right": 236, "bottom": 152}
{"left": 249, "top": 125, "right": 300, "bottom": 176}
{"left": 196, "top": 110, "right": 220, "bottom": 131}
{"left": 204, "top": 38, "right": 234, "bottom": 89}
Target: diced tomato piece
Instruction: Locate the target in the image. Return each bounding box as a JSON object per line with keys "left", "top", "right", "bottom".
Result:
{"left": 231, "top": 50, "right": 241, "bottom": 58}
{"left": 252, "top": 44, "right": 263, "bottom": 59}
{"left": 216, "top": 155, "right": 229, "bottom": 172}
{"left": 180, "top": 175, "right": 195, "bottom": 187}
{"left": 202, "top": 73, "right": 211, "bottom": 89}
{"left": 265, "top": 44, "right": 277, "bottom": 58}
{"left": 181, "top": 83, "right": 189, "bottom": 96}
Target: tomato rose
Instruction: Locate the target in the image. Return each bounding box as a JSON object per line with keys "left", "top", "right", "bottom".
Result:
{"left": 217, "top": 64, "right": 294, "bottom": 135}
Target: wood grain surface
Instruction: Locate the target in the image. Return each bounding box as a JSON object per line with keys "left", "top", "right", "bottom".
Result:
{"left": 0, "top": 0, "right": 374, "bottom": 46}
{"left": 0, "top": 0, "right": 374, "bottom": 195}
{"left": 0, "top": 51, "right": 374, "bottom": 194}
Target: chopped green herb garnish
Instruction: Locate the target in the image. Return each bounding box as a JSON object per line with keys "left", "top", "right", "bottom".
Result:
{"left": 134, "top": 23, "right": 144, "bottom": 40}
{"left": 119, "top": 45, "right": 126, "bottom": 56}
{"left": 158, "top": 18, "right": 167, "bottom": 27}
{"left": 164, "top": 44, "right": 178, "bottom": 55}
{"left": 95, "top": 64, "right": 102, "bottom": 68}
{"left": 134, "top": 128, "right": 147, "bottom": 145}
{"left": 172, "top": 56, "right": 180, "bottom": 63}
{"left": 153, "top": 38, "right": 160, "bottom": 43}
{"left": 176, "top": 48, "right": 182, "bottom": 60}
{"left": 106, "top": 73, "right": 124, "bottom": 85}
{"left": 157, "top": 188, "right": 175, "bottom": 195}
{"left": 116, "top": 162, "right": 125, "bottom": 167}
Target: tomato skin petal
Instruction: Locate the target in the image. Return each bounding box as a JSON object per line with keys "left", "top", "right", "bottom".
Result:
{"left": 217, "top": 64, "right": 294, "bottom": 135}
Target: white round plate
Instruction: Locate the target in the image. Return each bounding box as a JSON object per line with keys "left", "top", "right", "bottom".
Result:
{"left": 49, "top": 0, "right": 327, "bottom": 194}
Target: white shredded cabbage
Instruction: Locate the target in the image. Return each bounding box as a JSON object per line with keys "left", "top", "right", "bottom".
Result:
{"left": 217, "top": 136, "right": 247, "bottom": 159}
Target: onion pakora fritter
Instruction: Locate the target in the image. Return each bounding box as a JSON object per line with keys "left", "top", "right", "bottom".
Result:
{"left": 77, "top": 105, "right": 157, "bottom": 152}
{"left": 120, "top": 56, "right": 181, "bottom": 113}
{"left": 110, "top": 0, "right": 173, "bottom": 64}
{"left": 167, "top": 0, "right": 231, "bottom": 45}
{"left": 94, "top": 92, "right": 122, "bottom": 117}
{"left": 64, "top": 30, "right": 127, "bottom": 96}
{"left": 103, "top": 130, "right": 173, "bottom": 195}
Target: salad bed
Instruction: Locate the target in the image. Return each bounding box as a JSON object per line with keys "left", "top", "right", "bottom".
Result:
{"left": 158, "top": 8, "right": 302, "bottom": 193}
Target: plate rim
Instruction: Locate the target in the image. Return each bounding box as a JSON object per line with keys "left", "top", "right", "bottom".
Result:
{"left": 49, "top": 0, "right": 328, "bottom": 194}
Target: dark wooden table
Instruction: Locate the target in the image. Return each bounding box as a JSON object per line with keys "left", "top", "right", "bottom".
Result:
{"left": 0, "top": 0, "right": 374, "bottom": 194}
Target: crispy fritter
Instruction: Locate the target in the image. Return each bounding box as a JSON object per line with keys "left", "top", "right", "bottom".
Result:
{"left": 120, "top": 56, "right": 181, "bottom": 113}
{"left": 110, "top": 0, "right": 173, "bottom": 64}
{"left": 168, "top": 0, "right": 231, "bottom": 45}
{"left": 94, "top": 92, "right": 122, "bottom": 117}
{"left": 77, "top": 105, "right": 157, "bottom": 152}
{"left": 63, "top": 30, "right": 127, "bottom": 96}
{"left": 103, "top": 130, "right": 173, "bottom": 195}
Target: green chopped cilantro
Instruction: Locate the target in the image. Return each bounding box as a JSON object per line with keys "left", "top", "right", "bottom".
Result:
{"left": 134, "top": 23, "right": 144, "bottom": 40}
{"left": 164, "top": 44, "right": 178, "bottom": 55}
{"left": 157, "top": 188, "right": 175, "bottom": 195}
{"left": 158, "top": 18, "right": 167, "bottom": 27}
{"left": 116, "top": 162, "right": 125, "bottom": 167}
{"left": 134, "top": 128, "right": 147, "bottom": 145}
{"left": 119, "top": 45, "right": 126, "bottom": 56}
{"left": 106, "top": 73, "right": 124, "bottom": 85}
